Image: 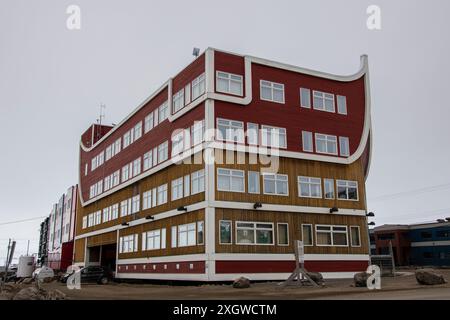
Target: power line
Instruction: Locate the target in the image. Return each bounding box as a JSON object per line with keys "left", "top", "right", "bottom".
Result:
{"left": 368, "top": 182, "right": 450, "bottom": 202}
{"left": 0, "top": 216, "right": 47, "bottom": 226}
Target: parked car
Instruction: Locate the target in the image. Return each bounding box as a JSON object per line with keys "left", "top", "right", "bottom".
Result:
{"left": 61, "top": 266, "right": 112, "bottom": 285}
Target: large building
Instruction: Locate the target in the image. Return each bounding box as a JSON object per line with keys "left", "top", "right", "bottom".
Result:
{"left": 46, "top": 185, "right": 78, "bottom": 270}
{"left": 374, "top": 219, "right": 450, "bottom": 267}
{"left": 38, "top": 216, "right": 50, "bottom": 265}
{"left": 73, "top": 48, "right": 373, "bottom": 281}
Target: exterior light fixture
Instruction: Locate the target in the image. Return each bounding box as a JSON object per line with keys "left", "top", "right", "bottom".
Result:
{"left": 366, "top": 212, "right": 375, "bottom": 217}
{"left": 145, "top": 215, "right": 154, "bottom": 220}
{"left": 253, "top": 202, "right": 262, "bottom": 210}
{"left": 329, "top": 207, "right": 338, "bottom": 213}
{"left": 121, "top": 222, "right": 129, "bottom": 226}
{"left": 177, "top": 206, "right": 188, "bottom": 212}
{"left": 368, "top": 222, "right": 376, "bottom": 226}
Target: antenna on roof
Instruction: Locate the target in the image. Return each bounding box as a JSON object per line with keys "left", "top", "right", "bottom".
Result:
{"left": 98, "top": 103, "right": 106, "bottom": 126}
{"left": 192, "top": 47, "right": 200, "bottom": 58}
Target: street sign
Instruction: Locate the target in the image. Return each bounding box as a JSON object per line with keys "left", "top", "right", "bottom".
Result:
{"left": 296, "top": 240, "right": 305, "bottom": 264}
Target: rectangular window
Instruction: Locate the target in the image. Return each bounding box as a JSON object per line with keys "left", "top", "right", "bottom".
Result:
{"left": 104, "top": 175, "right": 111, "bottom": 191}
{"left": 261, "top": 125, "right": 287, "bottom": 148}
{"left": 157, "top": 184, "right": 168, "bottom": 205}
{"left": 171, "top": 226, "right": 177, "bottom": 248}
{"left": 217, "top": 168, "right": 245, "bottom": 192}
{"left": 120, "top": 199, "right": 129, "bottom": 217}
{"left": 123, "top": 130, "right": 132, "bottom": 149}
{"left": 350, "top": 226, "right": 361, "bottom": 247}
{"left": 192, "top": 73, "right": 205, "bottom": 100}
{"left": 298, "top": 176, "right": 322, "bottom": 198}
{"left": 102, "top": 207, "right": 110, "bottom": 223}
{"left": 302, "top": 224, "right": 313, "bottom": 246}
{"left": 337, "top": 180, "right": 359, "bottom": 200}
{"left": 122, "top": 164, "right": 130, "bottom": 182}
{"left": 191, "top": 169, "right": 205, "bottom": 194}
{"left": 153, "top": 108, "right": 159, "bottom": 126}
{"left": 277, "top": 223, "right": 289, "bottom": 246}
{"left": 144, "top": 229, "right": 161, "bottom": 250}
{"left": 337, "top": 95, "right": 347, "bottom": 115}
{"left": 134, "top": 122, "right": 142, "bottom": 141}
{"left": 300, "top": 88, "right": 311, "bottom": 108}
{"left": 216, "top": 71, "right": 243, "bottom": 96}
{"left": 144, "top": 113, "right": 154, "bottom": 133}
{"left": 171, "top": 131, "right": 185, "bottom": 156}
{"left": 236, "top": 222, "right": 274, "bottom": 245}
{"left": 184, "top": 83, "right": 191, "bottom": 105}
{"left": 112, "top": 170, "right": 120, "bottom": 187}
{"left": 114, "top": 138, "right": 121, "bottom": 155}
{"left": 324, "top": 179, "right": 335, "bottom": 199}
{"left": 152, "top": 147, "right": 158, "bottom": 167}
{"left": 313, "top": 90, "right": 335, "bottom": 112}
{"left": 339, "top": 136, "right": 350, "bottom": 157}
{"left": 302, "top": 131, "right": 313, "bottom": 152}
{"left": 197, "top": 221, "right": 204, "bottom": 245}
{"left": 247, "top": 123, "right": 259, "bottom": 145}
{"left": 132, "top": 158, "right": 141, "bottom": 177}
{"left": 111, "top": 204, "right": 119, "bottom": 220}
{"left": 158, "top": 101, "right": 169, "bottom": 123}
{"left": 260, "top": 80, "right": 284, "bottom": 103}
{"left": 151, "top": 187, "right": 157, "bottom": 207}
{"left": 217, "top": 118, "right": 244, "bottom": 143}
{"left": 315, "top": 133, "right": 338, "bottom": 155}
{"left": 316, "top": 225, "right": 348, "bottom": 246}
{"left": 248, "top": 171, "right": 260, "bottom": 194}
{"left": 172, "top": 89, "right": 185, "bottom": 113}
{"left": 142, "top": 190, "right": 152, "bottom": 210}
{"left": 131, "top": 195, "right": 140, "bottom": 214}
{"left": 158, "top": 141, "right": 168, "bottom": 163}
{"left": 95, "top": 211, "right": 101, "bottom": 225}
{"left": 105, "top": 145, "right": 113, "bottom": 161}
{"left": 191, "top": 120, "right": 205, "bottom": 146}
{"left": 219, "top": 220, "right": 232, "bottom": 244}
{"left": 143, "top": 151, "right": 152, "bottom": 171}
{"left": 184, "top": 175, "right": 190, "bottom": 197}
{"left": 178, "top": 223, "right": 196, "bottom": 247}
{"left": 263, "top": 174, "right": 288, "bottom": 196}
{"left": 171, "top": 177, "right": 183, "bottom": 201}
{"left": 82, "top": 216, "right": 87, "bottom": 229}
{"left": 119, "top": 234, "right": 137, "bottom": 253}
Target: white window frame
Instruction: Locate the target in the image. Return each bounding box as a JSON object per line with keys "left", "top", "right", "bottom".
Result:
{"left": 315, "top": 133, "right": 338, "bottom": 155}
{"left": 216, "top": 71, "right": 243, "bottom": 96}
{"left": 191, "top": 169, "right": 205, "bottom": 195}
{"left": 263, "top": 174, "right": 289, "bottom": 196}
{"left": 261, "top": 125, "right": 287, "bottom": 149}
{"left": 133, "top": 122, "right": 142, "bottom": 141}
{"left": 313, "top": 90, "right": 335, "bottom": 113}
{"left": 216, "top": 118, "right": 244, "bottom": 143}
{"left": 235, "top": 221, "right": 274, "bottom": 246}
{"left": 277, "top": 223, "right": 289, "bottom": 246}
{"left": 157, "top": 184, "right": 168, "bottom": 206}
{"left": 142, "top": 190, "right": 152, "bottom": 210}
{"left": 219, "top": 220, "right": 232, "bottom": 245}
{"left": 192, "top": 73, "right": 205, "bottom": 100}
{"left": 248, "top": 171, "right": 260, "bottom": 194}
{"left": 339, "top": 136, "right": 350, "bottom": 157}
{"left": 171, "top": 177, "right": 184, "bottom": 201}
{"left": 177, "top": 222, "right": 196, "bottom": 247}
{"left": 172, "top": 88, "right": 185, "bottom": 113}
{"left": 298, "top": 176, "right": 322, "bottom": 199}
{"left": 158, "top": 101, "right": 169, "bottom": 123}
{"left": 247, "top": 123, "right": 259, "bottom": 146}
{"left": 184, "top": 83, "right": 191, "bottom": 105}
{"left": 350, "top": 225, "right": 361, "bottom": 247}
{"left": 260, "top": 80, "right": 285, "bottom": 104}
{"left": 171, "top": 131, "right": 185, "bottom": 157}
{"left": 302, "top": 131, "right": 313, "bottom": 152}
{"left": 158, "top": 141, "right": 168, "bottom": 163}
{"left": 144, "top": 112, "right": 154, "bottom": 133}
{"left": 300, "top": 88, "right": 311, "bottom": 108}
{"left": 143, "top": 151, "right": 153, "bottom": 171}
{"left": 144, "top": 229, "right": 161, "bottom": 251}
{"left": 217, "top": 168, "right": 245, "bottom": 193}
{"left": 315, "top": 224, "right": 348, "bottom": 247}
{"left": 301, "top": 224, "right": 314, "bottom": 246}
{"left": 131, "top": 195, "right": 140, "bottom": 214}
{"left": 336, "top": 179, "right": 359, "bottom": 201}
{"left": 337, "top": 95, "right": 347, "bottom": 115}
{"left": 324, "top": 178, "right": 335, "bottom": 199}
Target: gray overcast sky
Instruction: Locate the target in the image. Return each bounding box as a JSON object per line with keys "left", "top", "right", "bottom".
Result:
{"left": 1, "top": 0, "right": 449, "bottom": 262}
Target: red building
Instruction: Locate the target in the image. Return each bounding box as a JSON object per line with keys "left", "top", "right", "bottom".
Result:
{"left": 73, "top": 48, "right": 373, "bottom": 280}
{"left": 373, "top": 225, "right": 410, "bottom": 266}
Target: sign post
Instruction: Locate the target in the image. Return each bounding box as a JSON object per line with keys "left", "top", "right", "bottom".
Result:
{"left": 281, "top": 240, "right": 318, "bottom": 287}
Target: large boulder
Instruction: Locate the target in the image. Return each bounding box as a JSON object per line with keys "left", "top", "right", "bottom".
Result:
{"left": 353, "top": 272, "right": 369, "bottom": 287}
{"left": 46, "top": 289, "right": 66, "bottom": 300}
{"left": 13, "top": 287, "right": 45, "bottom": 300}
{"left": 306, "top": 272, "right": 324, "bottom": 285}
{"left": 232, "top": 277, "right": 251, "bottom": 289}
{"left": 415, "top": 269, "right": 447, "bottom": 285}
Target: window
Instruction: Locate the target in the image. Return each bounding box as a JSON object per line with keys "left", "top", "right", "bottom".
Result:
{"left": 191, "top": 169, "right": 205, "bottom": 194}
{"left": 316, "top": 225, "right": 348, "bottom": 246}
{"left": 131, "top": 195, "right": 140, "bottom": 214}
{"left": 217, "top": 168, "right": 245, "bottom": 192}
{"left": 119, "top": 234, "right": 138, "bottom": 253}
{"left": 339, "top": 137, "right": 350, "bottom": 157}
{"left": 337, "top": 95, "right": 347, "bottom": 115}
{"left": 260, "top": 80, "right": 285, "bottom": 103}
{"left": 300, "top": 88, "right": 311, "bottom": 108}
{"left": 151, "top": 187, "right": 157, "bottom": 207}
{"left": 236, "top": 222, "right": 274, "bottom": 245}
{"left": 144, "top": 112, "right": 154, "bottom": 133}
{"left": 122, "top": 163, "right": 130, "bottom": 182}
{"left": 313, "top": 90, "right": 335, "bottom": 112}
{"left": 111, "top": 204, "right": 119, "bottom": 220}
{"left": 142, "top": 190, "right": 152, "bottom": 210}
{"left": 171, "top": 226, "right": 177, "bottom": 248}
{"left": 197, "top": 221, "right": 204, "bottom": 245}
{"left": 171, "top": 177, "right": 183, "bottom": 201}
{"left": 158, "top": 141, "right": 168, "bottom": 163}
{"left": 216, "top": 71, "right": 243, "bottom": 96}
{"left": 95, "top": 211, "right": 101, "bottom": 225}
{"left": 143, "top": 151, "right": 153, "bottom": 171}
{"left": 172, "top": 89, "right": 185, "bottom": 113}
{"left": 421, "top": 231, "right": 432, "bottom": 239}
{"left": 104, "top": 175, "right": 111, "bottom": 191}
{"left": 277, "top": 223, "right": 289, "bottom": 246}
{"left": 324, "top": 179, "right": 335, "bottom": 199}
{"left": 191, "top": 120, "right": 204, "bottom": 146}
{"left": 315, "top": 133, "right": 337, "bottom": 155}
{"left": 158, "top": 101, "right": 169, "bottom": 123}
{"left": 248, "top": 171, "right": 260, "bottom": 194}
{"left": 114, "top": 138, "right": 121, "bottom": 155}
{"left": 302, "top": 224, "right": 313, "bottom": 246}
{"left": 123, "top": 130, "right": 133, "bottom": 149}
{"left": 261, "top": 125, "right": 286, "bottom": 148}
{"left": 247, "top": 123, "right": 259, "bottom": 145}
{"left": 82, "top": 216, "right": 87, "bottom": 229}
{"left": 157, "top": 184, "right": 168, "bottom": 205}
{"left": 171, "top": 131, "right": 185, "bottom": 156}
{"left": 152, "top": 147, "right": 158, "bottom": 166}
{"left": 132, "top": 158, "right": 141, "bottom": 177}
{"left": 263, "top": 174, "right": 288, "bottom": 196}
{"left": 103, "top": 207, "right": 110, "bottom": 223}
{"left": 302, "top": 131, "right": 313, "bottom": 152}
{"left": 120, "top": 199, "right": 129, "bottom": 217}
{"left": 298, "top": 176, "right": 322, "bottom": 198}
{"left": 217, "top": 118, "right": 244, "bottom": 143}
{"left": 184, "top": 83, "right": 191, "bottom": 105}
{"left": 105, "top": 145, "right": 113, "bottom": 161}
{"left": 178, "top": 223, "right": 196, "bottom": 247}
{"left": 134, "top": 122, "right": 142, "bottom": 141}
{"left": 192, "top": 73, "right": 205, "bottom": 100}
{"left": 112, "top": 170, "right": 120, "bottom": 187}
{"left": 337, "top": 180, "right": 358, "bottom": 200}
{"left": 144, "top": 230, "right": 161, "bottom": 251}
{"left": 350, "top": 226, "right": 361, "bottom": 247}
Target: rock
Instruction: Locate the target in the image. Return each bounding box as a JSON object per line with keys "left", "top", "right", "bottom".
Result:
{"left": 46, "top": 289, "right": 66, "bottom": 300}
{"left": 42, "top": 277, "right": 55, "bottom": 283}
{"left": 13, "top": 287, "right": 45, "bottom": 300}
{"left": 353, "top": 272, "right": 369, "bottom": 287}
{"left": 22, "top": 278, "right": 34, "bottom": 285}
{"left": 306, "top": 272, "right": 324, "bottom": 284}
{"left": 232, "top": 277, "right": 250, "bottom": 289}
{"left": 415, "top": 269, "right": 447, "bottom": 285}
